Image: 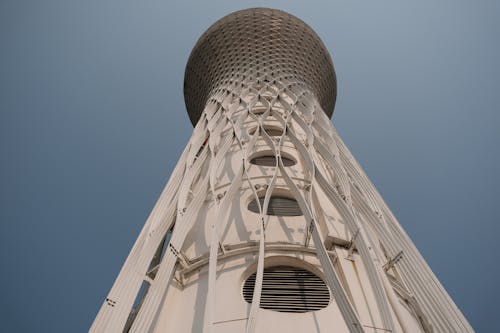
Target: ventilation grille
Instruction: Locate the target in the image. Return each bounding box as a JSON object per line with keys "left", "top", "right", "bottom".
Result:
{"left": 263, "top": 128, "right": 283, "bottom": 136}
{"left": 249, "top": 127, "right": 283, "bottom": 137}
{"left": 250, "top": 155, "right": 295, "bottom": 167}
{"left": 251, "top": 107, "right": 266, "bottom": 115}
{"left": 248, "top": 196, "right": 302, "bottom": 216}
{"left": 243, "top": 266, "right": 330, "bottom": 313}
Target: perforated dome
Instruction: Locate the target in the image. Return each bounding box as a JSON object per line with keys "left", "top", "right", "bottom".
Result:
{"left": 184, "top": 8, "right": 337, "bottom": 125}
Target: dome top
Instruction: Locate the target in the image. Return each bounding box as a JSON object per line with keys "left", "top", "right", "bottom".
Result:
{"left": 184, "top": 8, "right": 337, "bottom": 125}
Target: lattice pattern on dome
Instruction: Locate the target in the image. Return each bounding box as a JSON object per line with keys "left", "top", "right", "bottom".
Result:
{"left": 184, "top": 7, "right": 336, "bottom": 125}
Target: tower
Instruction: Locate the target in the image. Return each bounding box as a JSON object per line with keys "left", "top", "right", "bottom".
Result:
{"left": 90, "top": 7, "right": 473, "bottom": 332}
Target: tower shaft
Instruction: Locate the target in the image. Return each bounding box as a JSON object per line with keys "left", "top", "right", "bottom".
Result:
{"left": 90, "top": 8, "right": 474, "bottom": 333}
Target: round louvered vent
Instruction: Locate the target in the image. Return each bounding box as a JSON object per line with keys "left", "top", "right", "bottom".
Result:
{"left": 243, "top": 266, "right": 330, "bottom": 313}
{"left": 249, "top": 126, "right": 283, "bottom": 137}
{"left": 248, "top": 196, "right": 302, "bottom": 216}
{"left": 250, "top": 155, "right": 296, "bottom": 167}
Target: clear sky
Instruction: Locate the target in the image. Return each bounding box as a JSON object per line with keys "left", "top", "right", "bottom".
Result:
{"left": 1, "top": 1, "right": 499, "bottom": 332}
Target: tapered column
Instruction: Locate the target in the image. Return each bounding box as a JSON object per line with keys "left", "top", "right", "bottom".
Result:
{"left": 90, "top": 8, "right": 474, "bottom": 333}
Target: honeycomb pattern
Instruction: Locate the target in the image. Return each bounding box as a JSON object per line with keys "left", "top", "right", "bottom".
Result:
{"left": 184, "top": 8, "right": 337, "bottom": 125}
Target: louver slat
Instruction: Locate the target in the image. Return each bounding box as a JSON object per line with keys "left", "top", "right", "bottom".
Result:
{"left": 243, "top": 266, "right": 330, "bottom": 313}
{"left": 248, "top": 196, "right": 303, "bottom": 216}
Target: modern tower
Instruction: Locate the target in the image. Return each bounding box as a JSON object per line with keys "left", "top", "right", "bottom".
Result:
{"left": 90, "top": 8, "right": 474, "bottom": 333}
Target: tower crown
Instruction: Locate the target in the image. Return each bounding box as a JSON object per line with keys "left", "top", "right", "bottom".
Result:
{"left": 184, "top": 8, "right": 337, "bottom": 125}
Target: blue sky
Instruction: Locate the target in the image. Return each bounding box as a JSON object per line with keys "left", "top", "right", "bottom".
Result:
{"left": 1, "top": 1, "right": 499, "bottom": 332}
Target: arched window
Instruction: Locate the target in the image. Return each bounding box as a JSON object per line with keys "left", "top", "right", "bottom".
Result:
{"left": 243, "top": 265, "right": 330, "bottom": 312}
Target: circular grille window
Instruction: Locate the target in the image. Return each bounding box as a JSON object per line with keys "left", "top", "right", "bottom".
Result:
{"left": 249, "top": 126, "right": 283, "bottom": 137}
{"left": 247, "top": 195, "right": 302, "bottom": 216}
{"left": 250, "top": 155, "right": 296, "bottom": 167}
{"left": 243, "top": 266, "right": 330, "bottom": 313}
